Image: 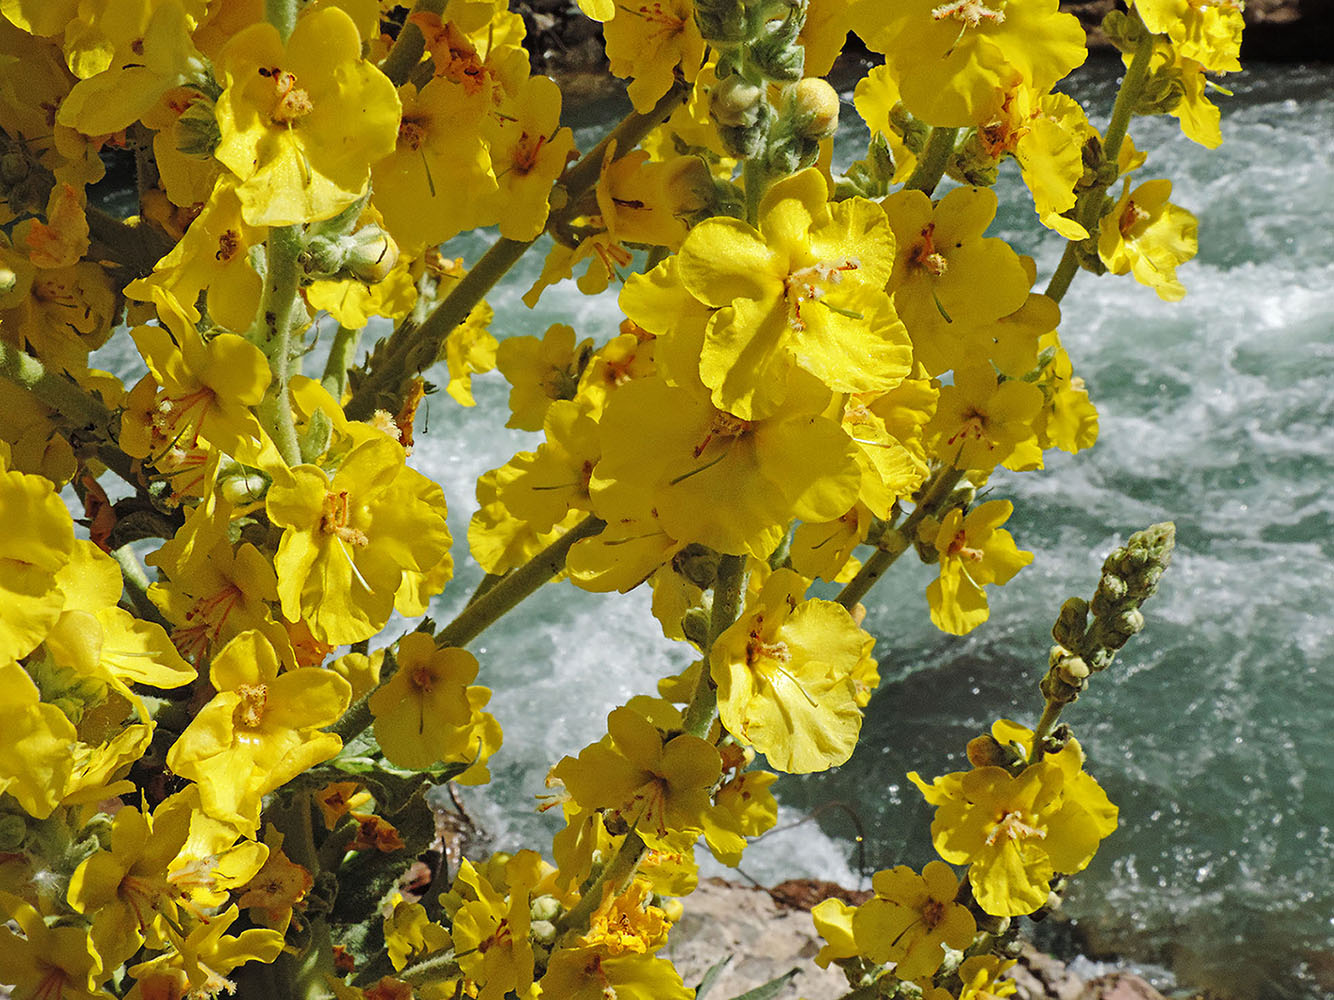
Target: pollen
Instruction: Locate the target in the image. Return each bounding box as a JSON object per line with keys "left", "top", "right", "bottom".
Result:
{"left": 234, "top": 682, "right": 268, "bottom": 729}
{"left": 931, "top": 0, "right": 1007, "bottom": 27}
{"left": 985, "top": 808, "right": 1046, "bottom": 846}
{"left": 262, "top": 68, "right": 313, "bottom": 124}
{"left": 320, "top": 490, "right": 370, "bottom": 547}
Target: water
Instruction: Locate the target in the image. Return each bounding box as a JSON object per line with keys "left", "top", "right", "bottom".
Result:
{"left": 88, "top": 56, "right": 1333, "bottom": 1000}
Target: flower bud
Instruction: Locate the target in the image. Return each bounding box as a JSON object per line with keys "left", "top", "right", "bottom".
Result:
{"left": 672, "top": 543, "right": 720, "bottom": 590}
{"left": 694, "top": 0, "right": 748, "bottom": 43}
{"left": 530, "top": 894, "right": 562, "bottom": 923}
{"left": 177, "top": 97, "right": 221, "bottom": 159}
{"left": 530, "top": 919, "right": 558, "bottom": 945}
{"left": 218, "top": 468, "right": 269, "bottom": 507}
{"left": 966, "top": 734, "right": 1008, "bottom": 768}
{"left": 791, "top": 78, "right": 840, "bottom": 140}
{"left": 750, "top": 18, "right": 805, "bottom": 82}
{"left": 711, "top": 75, "right": 766, "bottom": 129}
{"left": 1051, "top": 596, "right": 1089, "bottom": 648}
{"left": 681, "top": 608, "right": 711, "bottom": 648}
{"left": 0, "top": 265, "right": 15, "bottom": 296}
{"left": 303, "top": 226, "right": 400, "bottom": 283}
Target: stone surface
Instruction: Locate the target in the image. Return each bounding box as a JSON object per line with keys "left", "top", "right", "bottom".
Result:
{"left": 1077, "top": 972, "right": 1169, "bottom": 1000}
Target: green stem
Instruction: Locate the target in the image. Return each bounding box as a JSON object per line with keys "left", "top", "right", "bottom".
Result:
{"left": 904, "top": 126, "right": 959, "bottom": 194}
{"left": 1044, "top": 21, "right": 1155, "bottom": 304}
{"left": 681, "top": 553, "right": 747, "bottom": 739}
{"left": 266, "top": 0, "right": 298, "bottom": 42}
{"left": 1030, "top": 699, "right": 1064, "bottom": 757}
{"left": 742, "top": 158, "right": 768, "bottom": 227}
{"left": 0, "top": 341, "right": 141, "bottom": 488}
{"left": 254, "top": 225, "right": 304, "bottom": 467}
{"left": 837, "top": 467, "right": 964, "bottom": 610}
{"left": 112, "top": 546, "right": 170, "bottom": 629}
{"left": 379, "top": 0, "right": 446, "bottom": 85}
{"left": 556, "top": 830, "right": 648, "bottom": 944}
{"left": 435, "top": 515, "right": 605, "bottom": 648}
{"left": 86, "top": 205, "right": 175, "bottom": 280}
{"left": 320, "top": 324, "right": 361, "bottom": 400}
{"left": 398, "top": 949, "right": 462, "bottom": 985}
{"left": 343, "top": 79, "right": 690, "bottom": 422}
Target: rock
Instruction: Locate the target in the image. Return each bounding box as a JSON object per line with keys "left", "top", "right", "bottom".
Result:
{"left": 1077, "top": 973, "right": 1168, "bottom": 1000}
{"left": 664, "top": 878, "right": 852, "bottom": 1000}
{"left": 1010, "top": 941, "right": 1086, "bottom": 1000}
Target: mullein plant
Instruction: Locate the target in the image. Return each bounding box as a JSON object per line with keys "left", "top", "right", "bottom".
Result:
{"left": 0, "top": 0, "right": 1236, "bottom": 997}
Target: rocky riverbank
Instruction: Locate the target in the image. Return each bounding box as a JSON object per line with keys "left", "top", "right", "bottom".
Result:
{"left": 667, "top": 878, "right": 1184, "bottom": 1000}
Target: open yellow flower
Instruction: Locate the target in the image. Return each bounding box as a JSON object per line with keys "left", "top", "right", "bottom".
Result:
{"left": 214, "top": 6, "right": 400, "bottom": 226}
{"left": 923, "top": 500, "right": 1032, "bottom": 635}
{"left": 710, "top": 569, "right": 868, "bottom": 773}
{"left": 1098, "top": 177, "right": 1198, "bottom": 302}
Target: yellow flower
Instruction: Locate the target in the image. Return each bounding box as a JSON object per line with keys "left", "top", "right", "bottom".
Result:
{"left": 603, "top": 0, "right": 705, "bottom": 113}
{"left": 0, "top": 891, "right": 105, "bottom": 1000}
{"left": 851, "top": 0, "right": 1086, "bottom": 127}
{"left": 678, "top": 168, "right": 909, "bottom": 419}
{"left": 926, "top": 365, "right": 1044, "bottom": 472}
{"left": 213, "top": 7, "right": 401, "bottom": 226}
{"left": 384, "top": 900, "right": 451, "bottom": 972}
{"left": 265, "top": 429, "right": 453, "bottom": 645}
{"left": 852, "top": 861, "right": 976, "bottom": 980}
{"left": 915, "top": 756, "right": 1111, "bottom": 916}
{"left": 496, "top": 323, "right": 591, "bottom": 431}
{"left": 165, "top": 630, "right": 351, "bottom": 830}
{"left": 923, "top": 500, "right": 1032, "bottom": 635}
{"left": 709, "top": 568, "right": 868, "bottom": 773}
{"left": 481, "top": 73, "right": 576, "bottom": 241}
{"left": 1098, "top": 177, "right": 1198, "bottom": 302}
{"left": 0, "top": 452, "right": 74, "bottom": 663}
{"left": 882, "top": 185, "right": 1031, "bottom": 376}
{"left": 552, "top": 705, "right": 721, "bottom": 847}
{"left": 450, "top": 852, "right": 543, "bottom": 1000}
{"left": 369, "top": 633, "right": 498, "bottom": 773}
{"left": 590, "top": 373, "right": 860, "bottom": 558}
{"left": 540, "top": 947, "right": 693, "bottom": 1000}
{"left": 811, "top": 896, "right": 861, "bottom": 968}
{"left": 0, "top": 661, "right": 77, "bottom": 819}
{"left": 1133, "top": 0, "right": 1243, "bottom": 72}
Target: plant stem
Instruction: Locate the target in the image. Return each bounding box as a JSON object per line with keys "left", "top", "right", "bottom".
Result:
{"left": 1030, "top": 698, "right": 1064, "bottom": 756}
{"left": 556, "top": 830, "right": 648, "bottom": 944}
{"left": 435, "top": 515, "right": 605, "bottom": 648}
{"left": 320, "top": 324, "right": 361, "bottom": 400}
{"left": 112, "top": 546, "right": 170, "bottom": 628}
{"left": 904, "top": 126, "right": 959, "bottom": 194}
{"left": 1044, "top": 21, "right": 1155, "bottom": 304}
{"left": 742, "top": 158, "right": 768, "bottom": 227}
{"left": 86, "top": 205, "right": 175, "bottom": 280}
{"left": 379, "top": 0, "right": 446, "bottom": 86}
{"left": 681, "top": 553, "right": 747, "bottom": 739}
{"left": 837, "top": 467, "right": 964, "bottom": 610}
{"left": 254, "top": 225, "right": 305, "bottom": 466}
{"left": 343, "top": 80, "right": 689, "bottom": 421}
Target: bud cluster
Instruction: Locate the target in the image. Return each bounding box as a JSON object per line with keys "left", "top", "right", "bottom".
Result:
{"left": 1042, "top": 521, "right": 1175, "bottom": 704}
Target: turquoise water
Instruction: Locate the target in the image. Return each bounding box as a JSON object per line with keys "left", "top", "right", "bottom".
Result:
{"left": 413, "top": 59, "right": 1334, "bottom": 1000}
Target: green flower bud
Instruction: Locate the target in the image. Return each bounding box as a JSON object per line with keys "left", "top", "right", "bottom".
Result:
{"left": 681, "top": 607, "right": 711, "bottom": 648}
{"left": 177, "top": 95, "right": 222, "bottom": 159}
{"left": 1101, "top": 9, "right": 1148, "bottom": 53}
{"left": 673, "top": 543, "right": 721, "bottom": 590}
{"left": 1052, "top": 596, "right": 1089, "bottom": 648}
{"left": 217, "top": 468, "right": 269, "bottom": 507}
{"left": 953, "top": 130, "right": 1001, "bottom": 187}
{"left": 530, "top": 919, "right": 558, "bottom": 945}
{"left": 530, "top": 894, "right": 562, "bottom": 923}
{"left": 0, "top": 150, "right": 29, "bottom": 186}
{"left": 749, "top": 16, "right": 805, "bottom": 83}
{"left": 0, "top": 813, "right": 25, "bottom": 851}
{"left": 695, "top": 0, "right": 748, "bottom": 43}
{"left": 0, "top": 266, "right": 15, "bottom": 296}
{"left": 711, "top": 75, "right": 767, "bottom": 129}
{"left": 303, "top": 226, "right": 400, "bottom": 283}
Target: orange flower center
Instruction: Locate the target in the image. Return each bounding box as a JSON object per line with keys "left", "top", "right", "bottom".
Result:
{"left": 260, "top": 67, "right": 312, "bottom": 124}
{"left": 1119, "top": 199, "right": 1152, "bottom": 238}
{"left": 784, "top": 257, "right": 861, "bottom": 332}
{"left": 234, "top": 682, "right": 268, "bottom": 729}
{"left": 320, "top": 490, "right": 370, "bottom": 547}
{"left": 910, "top": 223, "right": 949, "bottom": 277}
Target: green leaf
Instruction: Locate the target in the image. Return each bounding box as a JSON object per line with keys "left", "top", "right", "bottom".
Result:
{"left": 727, "top": 968, "right": 801, "bottom": 1000}
{"left": 694, "top": 956, "right": 733, "bottom": 1000}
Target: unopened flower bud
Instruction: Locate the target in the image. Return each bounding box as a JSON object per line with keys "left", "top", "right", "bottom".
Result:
{"left": 966, "top": 734, "right": 1008, "bottom": 768}
{"left": 791, "top": 79, "right": 840, "bottom": 140}
{"left": 749, "top": 12, "right": 805, "bottom": 82}
{"left": 681, "top": 608, "right": 711, "bottom": 648}
{"left": 0, "top": 265, "right": 15, "bottom": 296}
{"left": 694, "top": 0, "right": 748, "bottom": 43}
{"left": 673, "top": 543, "right": 720, "bottom": 589}
{"left": 530, "top": 919, "right": 558, "bottom": 945}
{"left": 711, "top": 75, "right": 766, "bottom": 129}
{"left": 1052, "top": 596, "right": 1089, "bottom": 648}
{"left": 530, "top": 894, "right": 562, "bottom": 923}
{"left": 218, "top": 469, "right": 269, "bottom": 507}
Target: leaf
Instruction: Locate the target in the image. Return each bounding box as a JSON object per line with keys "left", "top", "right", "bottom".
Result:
{"left": 727, "top": 968, "right": 801, "bottom": 1000}
{"left": 693, "top": 956, "right": 733, "bottom": 1000}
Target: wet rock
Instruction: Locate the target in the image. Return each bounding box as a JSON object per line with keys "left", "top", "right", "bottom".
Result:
{"left": 1077, "top": 972, "right": 1168, "bottom": 1000}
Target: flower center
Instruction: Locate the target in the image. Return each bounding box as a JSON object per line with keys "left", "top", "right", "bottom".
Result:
{"left": 910, "top": 223, "right": 949, "bottom": 277}
{"left": 234, "top": 682, "right": 268, "bottom": 729}
{"left": 986, "top": 808, "right": 1046, "bottom": 846}
{"left": 512, "top": 131, "right": 548, "bottom": 175}
{"left": 410, "top": 665, "right": 435, "bottom": 693}
{"left": 399, "top": 116, "right": 427, "bottom": 152}
{"left": 1118, "top": 199, "right": 1151, "bottom": 237}
{"left": 931, "top": 0, "right": 1006, "bottom": 27}
{"left": 693, "top": 410, "right": 752, "bottom": 458}
{"left": 945, "top": 529, "right": 984, "bottom": 561}
{"left": 921, "top": 898, "right": 947, "bottom": 929}
{"left": 320, "top": 490, "right": 370, "bottom": 547}
{"left": 260, "top": 67, "right": 312, "bottom": 125}
{"left": 784, "top": 257, "right": 860, "bottom": 331}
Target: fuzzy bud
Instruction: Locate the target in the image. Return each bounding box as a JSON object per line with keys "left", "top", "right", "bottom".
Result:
{"left": 673, "top": 544, "right": 721, "bottom": 590}
{"left": 791, "top": 79, "right": 840, "bottom": 140}
{"left": 711, "top": 75, "right": 766, "bottom": 128}
{"left": 749, "top": 15, "right": 805, "bottom": 82}
{"left": 694, "top": 0, "right": 748, "bottom": 43}
{"left": 0, "top": 265, "right": 15, "bottom": 296}
{"left": 681, "top": 608, "right": 711, "bottom": 648}
{"left": 1052, "top": 596, "right": 1089, "bottom": 648}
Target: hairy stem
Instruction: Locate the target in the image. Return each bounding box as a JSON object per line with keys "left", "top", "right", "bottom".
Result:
{"left": 904, "top": 126, "right": 960, "bottom": 195}
{"left": 435, "top": 515, "right": 606, "bottom": 649}
{"left": 682, "top": 553, "right": 748, "bottom": 739}
{"left": 254, "top": 225, "right": 305, "bottom": 466}
{"left": 1044, "top": 21, "right": 1156, "bottom": 304}
{"left": 837, "top": 467, "right": 964, "bottom": 610}
{"left": 379, "top": 0, "right": 446, "bottom": 86}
